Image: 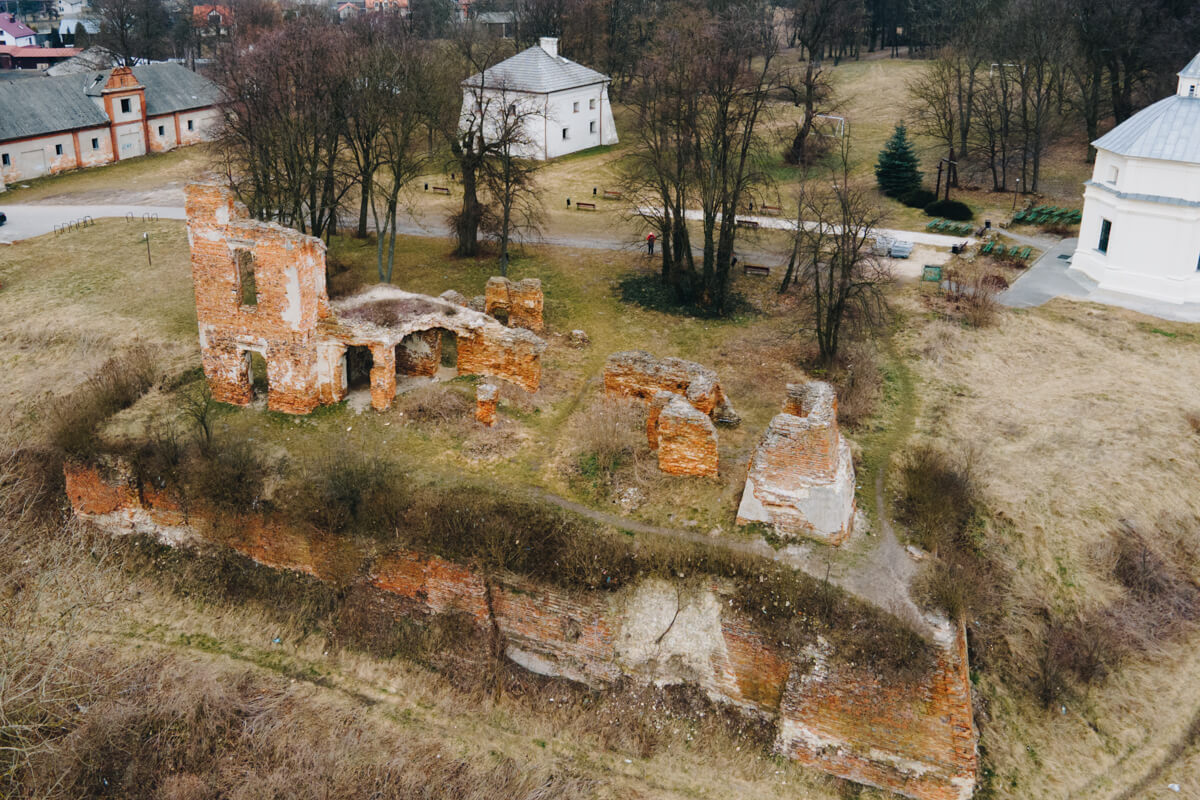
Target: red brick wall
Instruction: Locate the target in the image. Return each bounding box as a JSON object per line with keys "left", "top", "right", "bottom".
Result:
{"left": 65, "top": 461, "right": 976, "bottom": 800}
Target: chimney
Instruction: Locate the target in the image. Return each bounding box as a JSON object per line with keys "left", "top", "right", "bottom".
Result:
{"left": 539, "top": 37, "right": 558, "bottom": 58}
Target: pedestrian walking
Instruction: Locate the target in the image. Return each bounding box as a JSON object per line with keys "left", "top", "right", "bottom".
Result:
{"left": 647, "top": 232, "right": 656, "bottom": 255}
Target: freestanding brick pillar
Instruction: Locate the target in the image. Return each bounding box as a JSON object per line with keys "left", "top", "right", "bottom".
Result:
{"left": 656, "top": 395, "right": 719, "bottom": 477}
{"left": 476, "top": 383, "right": 499, "bottom": 426}
{"left": 737, "top": 382, "right": 855, "bottom": 545}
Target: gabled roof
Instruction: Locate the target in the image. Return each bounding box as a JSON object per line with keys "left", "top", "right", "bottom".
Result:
{"left": 1093, "top": 94, "right": 1200, "bottom": 164}
{"left": 1179, "top": 51, "right": 1200, "bottom": 80}
{"left": 0, "top": 72, "right": 109, "bottom": 140}
{"left": 0, "top": 14, "right": 36, "bottom": 40}
{"left": 463, "top": 45, "right": 609, "bottom": 94}
{"left": 0, "top": 63, "right": 220, "bottom": 142}
{"left": 132, "top": 63, "right": 222, "bottom": 114}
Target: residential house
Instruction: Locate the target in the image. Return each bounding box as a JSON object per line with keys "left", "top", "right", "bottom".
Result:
{"left": 0, "top": 45, "right": 81, "bottom": 70}
{"left": 56, "top": 0, "right": 89, "bottom": 16}
{"left": 0, "top": 14, "right": 37, "bottom": 47}
{"left": 460, "top": 37, "right": 618, "bottom": 161}
{"left": 475, "top": 10, "right": 514, "bottom": 37}
{"left": 0, "top": 63, "right": 221, "bottom": 186}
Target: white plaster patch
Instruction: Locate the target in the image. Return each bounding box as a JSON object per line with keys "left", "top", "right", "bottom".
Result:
{"left": 614, "top": 578, "right": 728, "bottom": 684}
{"left": 282, "top": 265, "right": 302, "bottom": 328}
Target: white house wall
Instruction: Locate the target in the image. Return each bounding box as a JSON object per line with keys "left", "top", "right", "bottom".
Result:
{"left": 461, "top": 81, "right": 618, "bottom": 161}
{"left": 1072, "top": 150, "right": 1200, "bottom": 303}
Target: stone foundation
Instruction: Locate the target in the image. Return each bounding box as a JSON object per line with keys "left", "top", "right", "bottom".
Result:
{"left": 737, "top": 382, "right": 855, "bottom": 545}
{"left": 187, "top": 183, "right": 546, "bottom": 416}
{"left": 64, "top": 461, "right": 977, "bottom": 800}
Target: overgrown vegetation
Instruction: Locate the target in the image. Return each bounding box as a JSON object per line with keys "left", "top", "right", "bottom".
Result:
{"left": 45, "top": 344, "right": 159, "bottom": 459}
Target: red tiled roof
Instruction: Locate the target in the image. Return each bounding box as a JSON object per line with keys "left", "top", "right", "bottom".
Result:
{"left": 0, "top": 45, "right": 81, "bottom": 57}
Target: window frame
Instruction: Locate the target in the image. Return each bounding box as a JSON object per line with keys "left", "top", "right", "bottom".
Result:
{"left": 1098, "top": 218, "right": 1112, "bottom": 254}
{"left": 119, "top": 97, "right": 131, "bottom": 114}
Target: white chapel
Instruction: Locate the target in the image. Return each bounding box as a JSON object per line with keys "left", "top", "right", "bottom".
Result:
{"left": 1072, "top": 51, "right": 1200, "bottom": 303}
{"left": 461, "top": 37, "right": 619, "bottom": 161}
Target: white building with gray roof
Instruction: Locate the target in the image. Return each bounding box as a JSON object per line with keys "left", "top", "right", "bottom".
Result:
{"left": 1071, "top": 51, "right": 1200, "bottom": 303}
{"left": 0, "top": 62, "right": 220, "bottom": 190}
{"left": 461, "top": 37, "right": 617, "bottom": 161}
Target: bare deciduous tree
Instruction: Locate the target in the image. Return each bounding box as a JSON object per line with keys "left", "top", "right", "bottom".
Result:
{"left": 789, "top": 139, "right": 892, "bottom": 365}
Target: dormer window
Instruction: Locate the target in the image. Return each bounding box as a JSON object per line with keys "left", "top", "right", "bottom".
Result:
{"left": 120, "top": 97, "right": 131, "bottom": 114}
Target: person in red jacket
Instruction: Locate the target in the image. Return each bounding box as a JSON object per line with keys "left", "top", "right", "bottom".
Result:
{"left": 646, "top": 232, "right": 656, "bottom": 255}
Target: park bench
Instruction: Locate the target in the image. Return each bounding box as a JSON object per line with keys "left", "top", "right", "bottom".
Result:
{"left": 603, "top": 190, "right": 622, "bottom": 200}
{"left": 926, "top": 218, "right": 943, "bottom": 231}
{"left": 743, "top": 263, "right": 770, "bottom": 277}
{"left": 575, "top": 202, "right": 597, "bottom": 211}
{"left": 432, "top": 186, "right": 451, "bottom": 195}
{"left": 736, "top": 218, "right": 760, "bottom": 230}
{"left": 1018, "top": 246, "right": 1032, "bottom": 259}
{"left": 981, "top": 240, "right": 996, "bottom": 255}
{"left": 760, "top": 205, "right": 783, "bottom": 215}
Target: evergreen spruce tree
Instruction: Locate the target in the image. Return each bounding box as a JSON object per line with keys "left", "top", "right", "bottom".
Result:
{"left": 875, "top": 125, "right": 922, "bottom": 198}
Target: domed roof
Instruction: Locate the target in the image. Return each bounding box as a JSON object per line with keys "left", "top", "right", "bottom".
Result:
{"left": 1093, "top": 94, "right": 1200, "bottom": 164}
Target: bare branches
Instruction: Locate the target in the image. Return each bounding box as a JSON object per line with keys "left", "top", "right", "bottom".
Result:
{"left": 789, "top": 138, "right": 892, "bottom": 365}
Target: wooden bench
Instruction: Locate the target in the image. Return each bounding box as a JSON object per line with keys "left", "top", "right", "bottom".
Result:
{"left": 760, "top": 205, "right": 782, "bottom": 215}
{"left": 575, "top": 202, "right": 597, "bottom": 211}
{"left": 743, "top": 264, "right": 770, "bottom": 277}
{"left": 603, "top": 190, "right": 622, "bottom": 200}
{"left": 431, "top": 186, "right": 450, "bottom": 195}
{"left": 736, "top": 219, "right": 760, "bottom": 230}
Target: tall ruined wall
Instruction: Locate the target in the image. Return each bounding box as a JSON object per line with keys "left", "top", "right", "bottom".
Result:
{"left": 64, "top": 462, "right": 976, "bottom": 800}
{"left": 187, "top": 183, "right": 330, "bottom": 414}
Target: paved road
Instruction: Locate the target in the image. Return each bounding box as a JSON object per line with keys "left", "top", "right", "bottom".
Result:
{"left": 0, "top": 203, "right": 186, "bottom": 244}
{"left": 1000, "top": 237, "right": 1200, "bottom": 323}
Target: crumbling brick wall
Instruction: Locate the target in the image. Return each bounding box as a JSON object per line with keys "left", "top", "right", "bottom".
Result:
{"left": 655, "top": 395, "right": 719, "bottom": 477}
{"left": 485, "top": 277, "right": 544, "bottom": 332}
{"left": 188, "top": 183, "right": 330, "bottom": 414}
{"left": 604, "top": 350, "right": 736, "bottom": 420}
{"left": 188, "top": 183, "right": 546, "bottom": 415}
{"left": 65, "top": 462, "right": 976, "bottom": 800}
{"left": 737, "top": 382, "right": 855, "bottom": 545}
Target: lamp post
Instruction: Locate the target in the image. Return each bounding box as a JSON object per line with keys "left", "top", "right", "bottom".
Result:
{"left": 1011, "top": 178, "right": 1022, "bottom": 213}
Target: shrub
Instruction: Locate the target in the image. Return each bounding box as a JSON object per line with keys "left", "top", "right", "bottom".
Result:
{"left": 898, "top": 188, "right": 936, "bottom": 209}
{"left": 298, "top": 449, "right": 407, "bottom": 536}
{"left": 185, "top": 438, "right": 270, "bottom": 513}
{"left": 827, "top": 340, "right": 883, "bottom": 428}
{"left": 924, "top": 199, "right": 973, "bottom": 221}
{"left": 46, "top": 345, "right": 159, "bottom": 457}
{"left": 575, "top": 398, "right": 644, "bottom": 476}
{"left": 945, "top": 265, "right": 1003, "bottom": 328}
{"left": 895, "top": 445, "right": 977, "bottom": 554}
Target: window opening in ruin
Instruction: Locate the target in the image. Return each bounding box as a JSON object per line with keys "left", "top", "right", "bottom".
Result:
{"left": 440, "top": 331, "right": 458, "bottom": 368}
{"left": 91, "top": 137, "right": 99, "bottom": 149}
{"left": 236, "top": 248, "right": 258, "bottom": 307}
{"left": 345, "top": 345, "right": 373, "bottom": 390}
{"left": 1, "top": 154, "right": 8, "bottom": 166}
{"left": 245, "top": 351, "right": 268, "bottom": 397}
{"left": 158, "top": 125, "right": 165, "bottom": 136}
{"left": 188, "top": 119, "right": 194, "bottom": 131}
{"left": 491, "top": 306, "right": 510, "bottom": 325}
{"left": 55, "top": 144, "right": 63, "bottom": 155}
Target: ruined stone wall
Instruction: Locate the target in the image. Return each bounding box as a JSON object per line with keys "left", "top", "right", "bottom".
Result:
{"left": 188, "top": 185, "right": 546, "bottom": 415}
{"left": 187, "top": 183, "right": 329, "bottom": 414}
{"left": 604, "top": 350, "right": 727, "bottom": 415}
{"left": 485, "top": 277, "right": 544, "bottom": 333}
{"left": 64, "top": 462, "right": 976, "bottom": 800}
{"left": 737, "top": 382, "right": 855, "bottom": 545}
{"left": 655, "top": 396, "right": 719, "bottom": 477}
